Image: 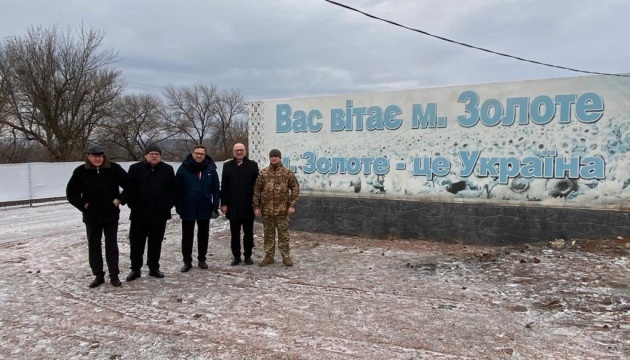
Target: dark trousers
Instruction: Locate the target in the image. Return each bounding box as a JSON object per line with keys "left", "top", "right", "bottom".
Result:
{"left": 85, "top": 221, "right": 119, "bottom": 277}
{"left": 129, "top": 220, "right": 167, "bottom": 271}
{"left": 230, "top": 218, "right": 254, "bottom": 260}
{"left": 181, "top": 219, "right": 210, "bottom": 265}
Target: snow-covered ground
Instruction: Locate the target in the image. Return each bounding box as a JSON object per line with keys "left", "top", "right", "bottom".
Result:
{"left": 0, "top": 201, "right": 628, "bottom": 359}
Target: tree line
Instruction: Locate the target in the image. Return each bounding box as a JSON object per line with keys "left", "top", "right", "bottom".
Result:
{"left": 0, "top": 25, "right": 248, "bottom": 163}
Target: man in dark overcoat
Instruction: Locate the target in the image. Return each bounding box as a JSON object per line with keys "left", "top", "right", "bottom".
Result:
{"left": 220, "top": 143, "right": 259, "bottom": 265}
{"left": 66, "top": 145, "right": 130, "bottom": 288}
{"left": 123, "top": 144, "right": 177, "bottom": 281}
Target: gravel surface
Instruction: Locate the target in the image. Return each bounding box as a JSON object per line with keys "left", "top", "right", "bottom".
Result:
{"left": 0, "top": 202, "right": 628, "bottom": 359}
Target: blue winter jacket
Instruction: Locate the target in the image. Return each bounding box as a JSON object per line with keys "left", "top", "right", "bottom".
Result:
{"left": 175, "top": 154, "right": 220, "bottom": 220}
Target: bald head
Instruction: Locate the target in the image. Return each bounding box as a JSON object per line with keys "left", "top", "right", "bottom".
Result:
{"left": 233, "top": 143, "right": 246, "bottom": 161}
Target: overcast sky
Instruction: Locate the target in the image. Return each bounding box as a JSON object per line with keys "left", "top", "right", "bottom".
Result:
{"left": 1, "top": 0, "right": 629, "bottom": 100}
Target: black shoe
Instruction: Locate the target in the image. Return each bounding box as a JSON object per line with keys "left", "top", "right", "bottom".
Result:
{"left": 125, "top": 270, "right": 141, "bottom": 282}
{"left": 198, "top": 261, "right": 208, "bottom": 269}
{"left": 149, "top": 269, "right": 164, "bottom": 278}
{"left": 110, "top": 275, "right": 122, "bottom": 287}
{"left": 244, "top": 258, "right": 253, "bottom": 265}
{"left": 230, "top": 258, "right": 241, "bottom": 266}
{"left": 181, "top": 263, "right": 192, "bottom": 273}
{"left": 89, "top": 275, "right": 105, "bottom": 288}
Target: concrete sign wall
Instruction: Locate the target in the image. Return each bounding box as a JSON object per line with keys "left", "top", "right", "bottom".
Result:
{"left": 249, "top": 75, "right": 630, "bottom": 210}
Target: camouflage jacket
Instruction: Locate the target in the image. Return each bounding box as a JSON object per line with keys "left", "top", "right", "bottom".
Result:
{"left": 253, "top": 163, "right": 299, "bottom": 216}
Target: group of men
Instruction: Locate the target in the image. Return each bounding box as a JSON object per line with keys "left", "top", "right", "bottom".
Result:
{"left": 66, "top": 143, "right": 300, "bottom": 288}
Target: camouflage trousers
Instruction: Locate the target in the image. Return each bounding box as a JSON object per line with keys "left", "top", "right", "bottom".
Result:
{"left": 262, "top": 214, "right": 290, "bottom": 258}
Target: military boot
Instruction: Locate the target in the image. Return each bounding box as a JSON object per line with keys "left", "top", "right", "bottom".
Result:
{"left": 259, "top": 256, "right": 275, "bottom": 267}
{"left": 282, "top": 256, "right": 293, "bottom": 267}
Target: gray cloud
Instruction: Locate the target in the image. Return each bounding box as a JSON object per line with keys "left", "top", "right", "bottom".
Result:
{"left": 1, "top": 0, "right": 628, "bottom": 100}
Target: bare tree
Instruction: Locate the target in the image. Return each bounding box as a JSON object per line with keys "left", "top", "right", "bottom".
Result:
{"left": 163, "top": 83, "right": 217, "bottom": 148}
{"left": 212, "top": 88, "right": 246, "bottom": 158}
{"left": 0, "top": 125, "right": 20, "bottom": 163}
{"left": 96, "top": 93, "right": 173, "bottom": 160}
{"left": 0, "top": 25, "right": 122, "bottom": 161}
{"left": 0, "top": 77, "right": 5, "bottom": 119}
{"left": 227, "top": 118, "right": 249, "bottom": 147}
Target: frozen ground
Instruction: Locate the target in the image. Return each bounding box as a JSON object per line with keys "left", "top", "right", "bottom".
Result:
{"left": 0, "top": 202, "right": 628, "bottom": 359}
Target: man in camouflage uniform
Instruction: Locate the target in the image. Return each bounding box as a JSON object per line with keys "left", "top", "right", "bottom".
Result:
{"left": 253, "top": 149, "right": 300, "bottom": 267}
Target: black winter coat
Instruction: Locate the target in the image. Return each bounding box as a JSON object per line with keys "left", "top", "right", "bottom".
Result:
{"left": 124, "top": 160, "right": 177, "bottom": 222}
{"left": 176, "top": 154, "right": 220, "bottom": 220}
{"left": 220, "top": 157, "right": 259, "bottom": 220}
{"left": 66, "top": 157, "right": 130, "bottom": 224}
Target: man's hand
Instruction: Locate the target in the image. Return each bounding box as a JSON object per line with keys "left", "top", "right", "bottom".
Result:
{"left": 288, "top": 206, "right": 295, "bottom": 215}
{"left": 113, "top": 199, "right": 121, "bottom": 207}
{"left": 254, "top": 209, "right": 261, "bottom": 217}
{"left": 220, "top": 205, "right": 227, "bottom": 214}
{"left": 84, "top": 203, "right": 89, "bottom": 209}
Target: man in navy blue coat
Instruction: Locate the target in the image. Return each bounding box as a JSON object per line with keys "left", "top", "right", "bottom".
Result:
{"left": 176, "top": 145, "right": 220, "bottom": 272}
{"left": 124, "top": 144, "right": 177, "bottom": 281}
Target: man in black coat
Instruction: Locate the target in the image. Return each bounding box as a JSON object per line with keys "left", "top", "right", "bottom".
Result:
{"left": 220, "top": 143, "right": 259, "bottom": 265}
{"left": 66, "top": 145, "right": 130, "bottom": 288}
{"left": 123, "top": 144, "right": 177, "bottom": 281}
